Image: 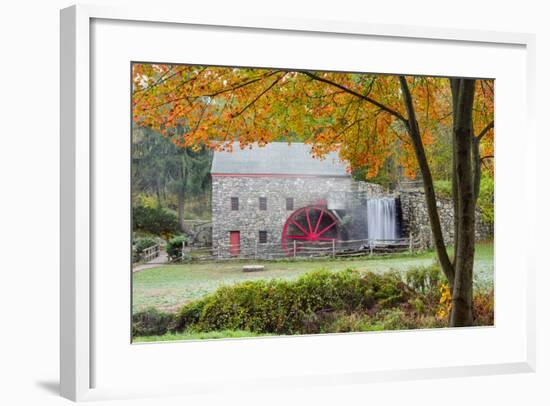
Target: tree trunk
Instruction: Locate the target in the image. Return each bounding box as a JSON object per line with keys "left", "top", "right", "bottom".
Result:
{"left": 450, "top": 79, "right": 460, "bottom": 272}
{"left": 177, "top": 189, "right": 185, "bottom": 232}
{"left": 177, "top": 152, "right": 188, "bottom": 232}
{"left": 155, "top": 179, "right": 162, "bottom": 209}
{"left": 398, "top": 77, "right": 455, "bottom": 285}
{"left": 401, "top": 76, "right": 477, "bottom": 327}
{"left": 450, "top": 79, "right": 476, "bottom": 327}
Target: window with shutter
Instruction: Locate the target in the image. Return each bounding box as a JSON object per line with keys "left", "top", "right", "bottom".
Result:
{"left": 231, "top": 197, "right": 239, "bottom": 210}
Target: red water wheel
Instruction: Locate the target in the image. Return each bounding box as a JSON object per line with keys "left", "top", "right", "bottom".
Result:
{"left": 281, "top": 205, "right": 339, "bottom": 255}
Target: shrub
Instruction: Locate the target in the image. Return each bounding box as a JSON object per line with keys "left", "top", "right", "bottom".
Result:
{"left": 134, "top": 193, "right": 159, "bottom": 209}
{"left": 133, "top": 205, "right": 179, "bottom": 238}
{"left": 132, "top": 308, "right": 175, "bottom": 337}
{"left": 372, "top": 308, "right": 420, "bottom": 330}
{"left": 133, "top": 236, "right": 158, "bottom": 262}
{"left": 322, "top": 312, "right": 373, "bottom": 333}
{"left": 408, "top": 297, "right": 425, "bottom": 314}
{"left": 166, "top": 235, "right": 188, "bottom": 260}
{"left": 171, "top": 298, "right": 206, "bottom": 331}
{"left": 473, "top": 289, "right": 494, "bottom": 326}
{"left": 173, "top": 269, "right": 410, "bottom": 335}
{"left": 368, "top": 271, "right": 405, "bottom": 308}
{"left": 478, "top": 175, "right": 494, "bottom": 225}
{"left": 405, "top": 263, "right": 443, "bottom": 296}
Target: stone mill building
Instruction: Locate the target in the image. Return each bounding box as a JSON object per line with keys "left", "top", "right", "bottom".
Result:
{"left": 210, "top": 142, "right": 385, "bottom": 258}
{"left": 210, "top": 142, "right": 492, "bottom": 258}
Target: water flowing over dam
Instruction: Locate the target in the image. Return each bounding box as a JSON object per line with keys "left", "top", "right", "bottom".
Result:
{"left": 367, "top": 198, "right": 398, "bottom": 243}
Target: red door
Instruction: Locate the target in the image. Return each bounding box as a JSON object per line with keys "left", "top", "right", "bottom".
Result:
{"left": 229, "top": 231, "right": 240, "bottom": 257}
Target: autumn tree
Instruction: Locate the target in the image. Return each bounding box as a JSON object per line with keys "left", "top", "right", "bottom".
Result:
{"left": 132, "top": 64, "right": 494, "bottom": 327}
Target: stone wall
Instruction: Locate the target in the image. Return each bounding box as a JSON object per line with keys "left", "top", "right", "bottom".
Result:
{"left": 211, "top": 177, "right": 493, "bottom": 257}
{"left": 398, "top": 189, "right": 493, "bottom": 248}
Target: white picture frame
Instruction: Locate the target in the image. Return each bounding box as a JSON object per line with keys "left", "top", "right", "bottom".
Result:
{"left": 60, "top": 4, "right": 536, "bottom": 402}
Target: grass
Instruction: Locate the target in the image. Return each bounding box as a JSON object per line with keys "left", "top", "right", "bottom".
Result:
{"left": 133, "top": 329, "right": 271, "bottom": 342}
{"left": 132, "top": 242, "right": 493, "bottom": 313}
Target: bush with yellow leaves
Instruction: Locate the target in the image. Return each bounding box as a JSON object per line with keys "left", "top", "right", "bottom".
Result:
{"left": 436, "top": 283, "right": 452, "bottom": 320}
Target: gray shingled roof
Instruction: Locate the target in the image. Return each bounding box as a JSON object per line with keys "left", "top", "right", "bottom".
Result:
{"left": 211, "top": 142, "right": 349, "bottom": 177}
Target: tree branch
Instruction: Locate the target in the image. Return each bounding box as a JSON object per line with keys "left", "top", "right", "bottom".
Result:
{"left": 476, "top": 120, "right": 494, "bottom": 140}
{"left": 234, "top": 73, "right": 285, "bottom": 117}
{"left": 299, "top": 71, "right": 408, "bottom": 124}
{"left": 134, "top": 65, "right": 178, "bottom": 94}
{"left": 472, "top": 120, "right": 493, "bottom": 201}
{"left": 142, "top": 70, "right": 281, "bottom": 112}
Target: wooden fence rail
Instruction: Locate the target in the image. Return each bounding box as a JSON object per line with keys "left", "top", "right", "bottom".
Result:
{"left": 178, "top": 236, "right": 424, "bottom": 263}
{"left": 141, "top": 244, "right": 160, "bottom": 262}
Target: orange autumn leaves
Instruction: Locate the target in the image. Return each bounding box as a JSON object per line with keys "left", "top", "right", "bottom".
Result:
{"left": 132, "top": 64, "right": 494, "bottom": 180}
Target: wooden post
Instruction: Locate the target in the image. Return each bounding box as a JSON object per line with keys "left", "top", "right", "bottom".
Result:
{"left": 332, "top": 239, "right": 336, "bottom": 258}
{"left": 182, "top": 241, "right": 185, "bottom": 262}
{"left": 217, "top": 245, "right": 221, "bottom": 260}
{"left": 409, "top": 232, "right": 413, "bottom": 254}
{"left": 254, "top": 240, "right": 258, "bottom": 260}
{"left": 293, "top": 240, "right": 296, "bottom": 259}
{"left": 369, "top": 240, "right": 373, "bottom": 256}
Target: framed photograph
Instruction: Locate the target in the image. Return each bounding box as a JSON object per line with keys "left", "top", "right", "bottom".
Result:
{"left": 60, "top": 4, "right": 536, "bottom": 402}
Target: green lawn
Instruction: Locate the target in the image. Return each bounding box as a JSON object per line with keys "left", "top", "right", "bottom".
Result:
{"left": 132, "top": 242, "right": 493, "bottom": 313}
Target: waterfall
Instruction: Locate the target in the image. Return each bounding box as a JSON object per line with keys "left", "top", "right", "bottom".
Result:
{"left": 367, "top": 198, "right": 398, "bottom": 243}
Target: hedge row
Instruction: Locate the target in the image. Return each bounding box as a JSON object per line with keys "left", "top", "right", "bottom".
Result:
{"left": 172, "top": 269, "right": 410, "bottom": 335}
{"left": 132, "top": 265, "right": 494, "bottom": 338}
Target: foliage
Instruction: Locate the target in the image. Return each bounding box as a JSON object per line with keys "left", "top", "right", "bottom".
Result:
{"left": 132, "top": 65, "right": 493, "bottom": 184}
{"left": 473, "top": 289, "right": 494, "bottom": 326}
{"left": 436, "top": 284, "right": 452, "bottom": 320}
{"left": 478, "top": 174, "right": 494, "bottom": 224}
{"left": 132, "top": 126, "right": 213, "bottom": 223}
{"left": 352, "top": 157, "right": 399, "bottom": 190}
{"left": 316, "top": 309, "right": 437, "bottom": 333}
{"left": 433, "top": 180, "right": 453, "bottom": 199}
{"left": 404, "top": 264, "right": 447, "bottom": 321}
{"left": 133, "top": 329, "right": 272, "bottom": 342}
{"left": 133, "top": 237, "right": 158, "bottom": 263}
{"left": 172, "top": 269, "right": 409, "bottom": 335}
{"left": 426, "top": 125, "right": 454, "bottom": 181}
{"left": 404, "top": 263, "right": 443, "bottom": 295}
{"left": 132, "top": 205, "right": 179, "bottom": 238}
{"left": 134, "top": 192, "right": 160, "bottom": 209}
{"left": 132, "top": 263, "right": 493, "bottom": 340}
{"left": 372, "top": 308, "right": 420, "bottom": 330}
{"left": 166, "top": 234, "right": 188, "bottom": 260}
{"left": 433, "top": 177, "right": 493, "bottom": 227}
{"left": 321, "top": 312, "right": 374, "bottom": 333}
{"left": 132, "top": 127, "right": 183, "bottom": 208}
{"left": 134, "top": 308, "right": 452, "bottom": 341}
{"left": 132, "top": 308, "right": 175, "bottom": 337}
